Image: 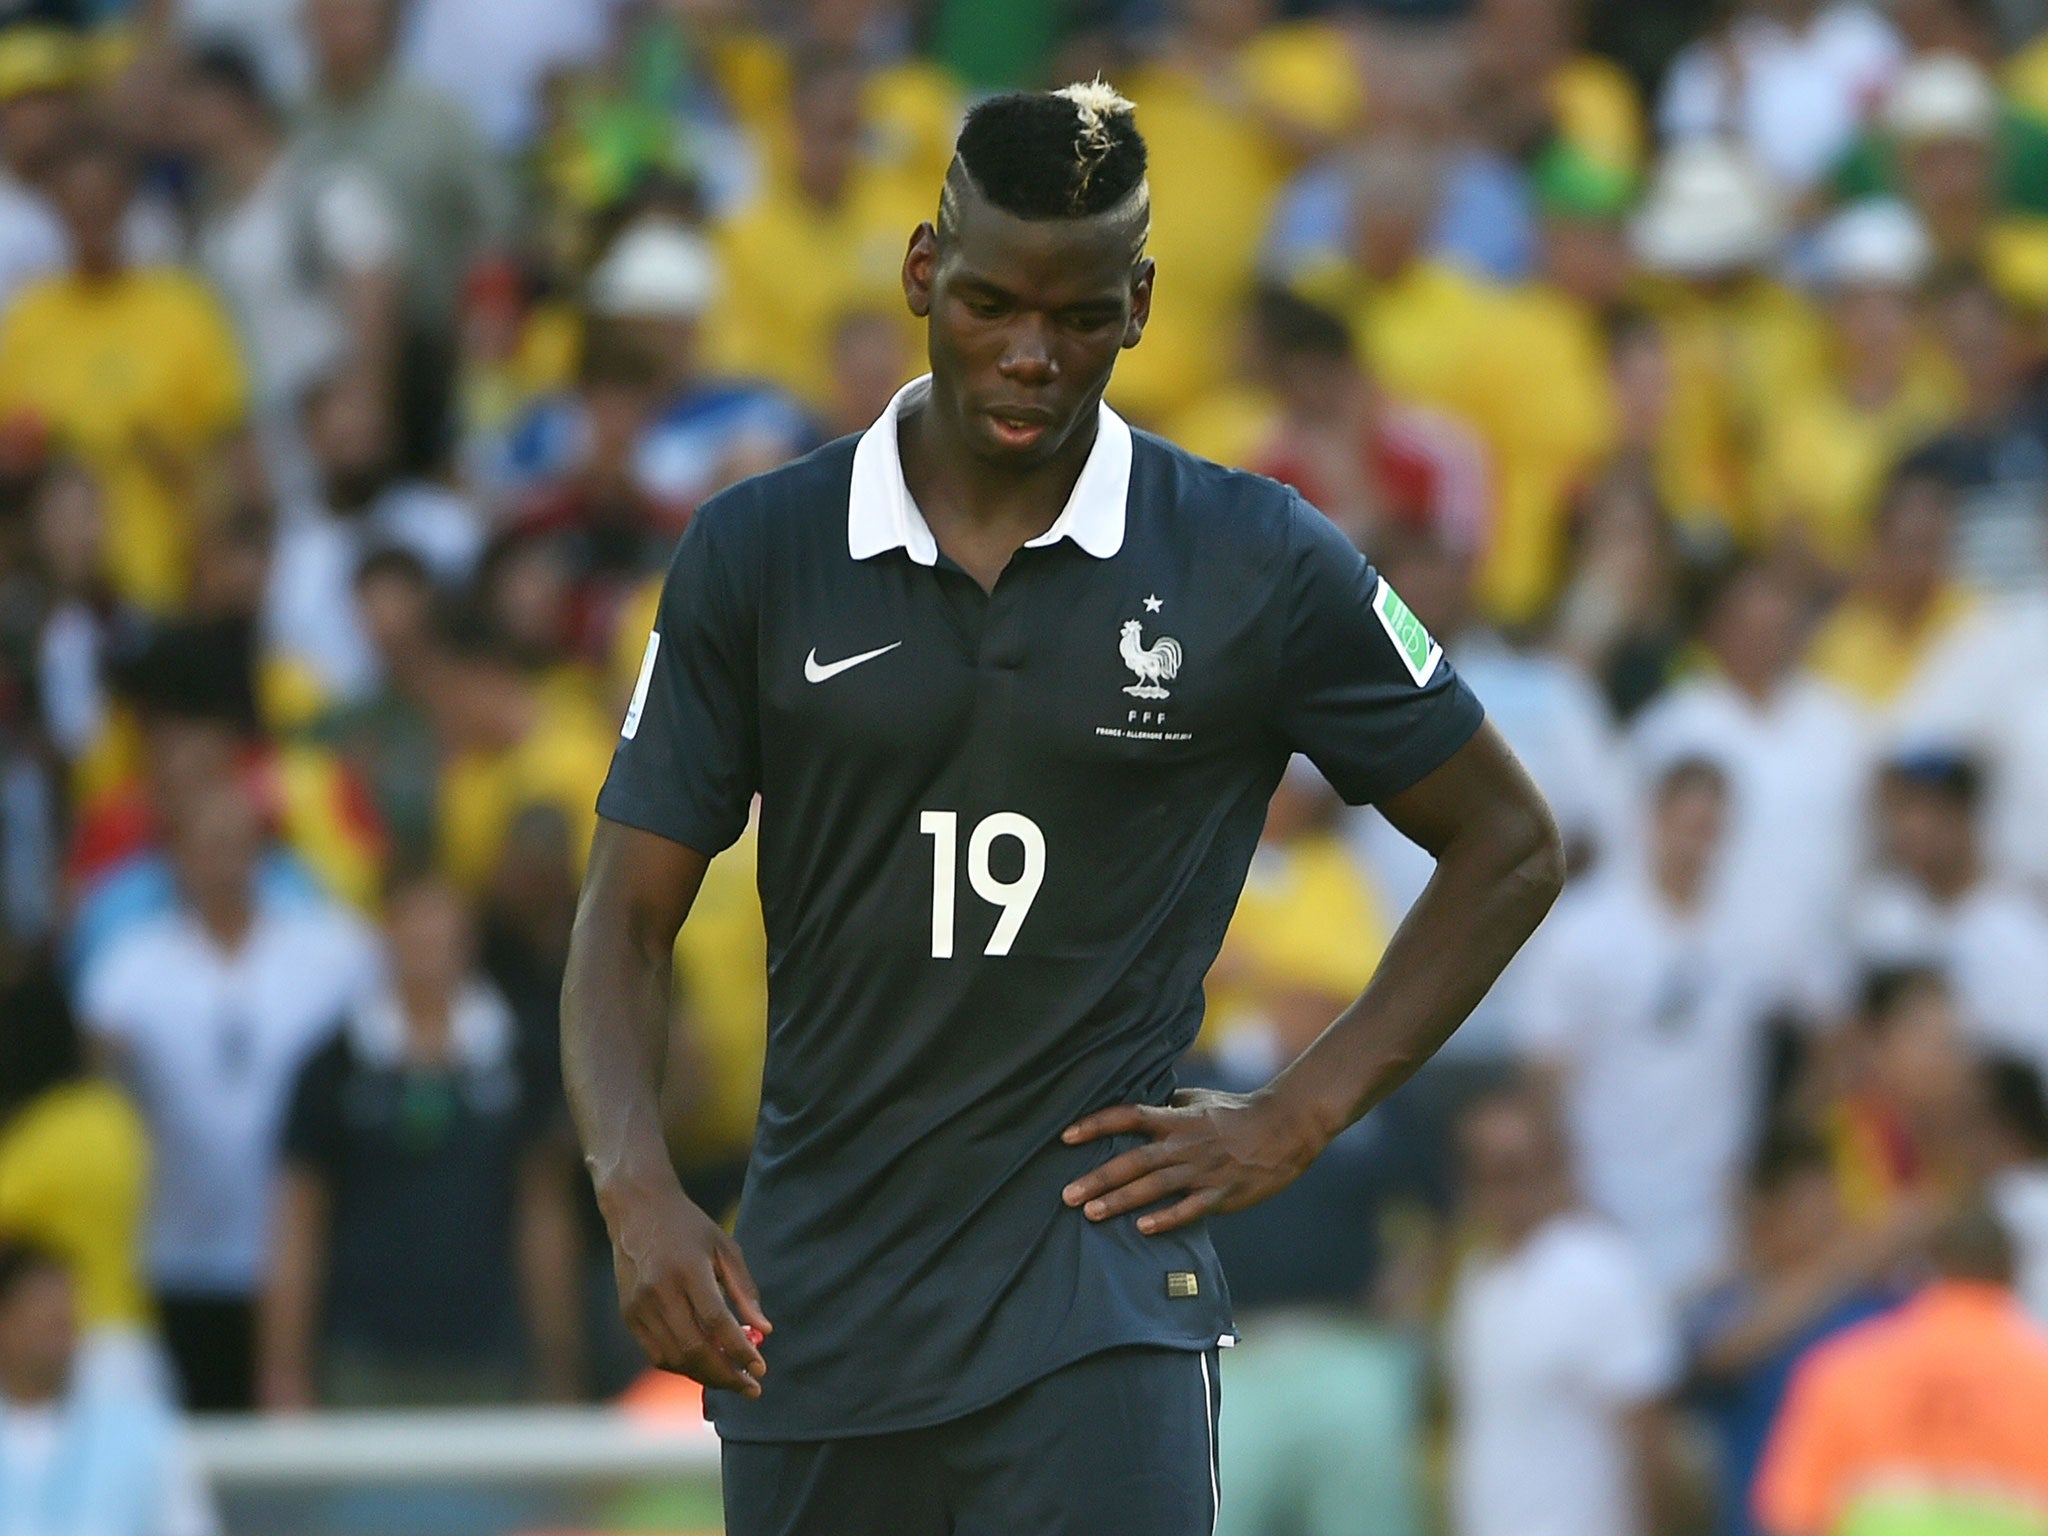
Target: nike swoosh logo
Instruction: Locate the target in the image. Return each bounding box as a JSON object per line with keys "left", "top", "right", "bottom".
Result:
{"left": 804, "top": 641, "right": 903, "bottom": 683}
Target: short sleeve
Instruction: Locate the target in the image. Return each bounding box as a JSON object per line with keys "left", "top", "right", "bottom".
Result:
{"left": 310, "top": 165, "right": 400, "bottom": 272}
{"left": 1271, "top": 496, "right": 1484, "bottom": 804}
{"left": 77, "top": 941, "right": 145, "bottom": 1045}
{"left": 1564, "top": 1239, "right": 1681, "bottom": 1404}
{"left": 595, "top": 501, "right": 760, "bottom": 855}
{"left": 280, "top": 1034, "right": 349, "bottom": 1174}
{"left": 1504, "top": 907, "right": 1583, "bottom": 1061}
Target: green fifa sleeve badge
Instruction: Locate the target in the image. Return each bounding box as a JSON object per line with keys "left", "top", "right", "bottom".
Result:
{"left": 1372, "top": 577, "right": 1443, "bottom": 686}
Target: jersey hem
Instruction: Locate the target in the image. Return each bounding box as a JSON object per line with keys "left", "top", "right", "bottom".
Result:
{"left": 706, "top": 1326, "right": 1238, "bottom": 1444}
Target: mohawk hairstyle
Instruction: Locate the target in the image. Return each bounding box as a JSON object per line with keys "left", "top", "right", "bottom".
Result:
{"left": 942, "top": 80, "right": 1148, "bottom": 234}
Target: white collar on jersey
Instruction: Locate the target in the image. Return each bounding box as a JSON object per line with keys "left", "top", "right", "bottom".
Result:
{"left": 847, "top": 374, "right": 1132, "bottom": 565}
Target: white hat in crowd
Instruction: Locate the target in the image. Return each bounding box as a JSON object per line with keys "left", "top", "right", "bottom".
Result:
{"left": 1818, "top": 199, "right": 1935, "bottom": 289}
{"left": 588, "top": 219, "right": 721, "bottom": 320}
{"left": 1884, "top": 51, "right": 1999, "bottom": 144}
{"left": 1631, "top": 140, "right": 1788, "bottom": 277}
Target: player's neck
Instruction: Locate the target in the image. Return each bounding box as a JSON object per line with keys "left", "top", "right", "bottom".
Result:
{"left": 898, "top": 395, "right": 1098, "bottom": 591}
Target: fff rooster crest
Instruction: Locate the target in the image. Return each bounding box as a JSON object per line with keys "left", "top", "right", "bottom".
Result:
{"left": 1119, "top": 618, "right": 1182, "bottom": 699}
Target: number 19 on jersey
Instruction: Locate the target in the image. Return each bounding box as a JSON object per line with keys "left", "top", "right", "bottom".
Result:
{"left": 920, "top": 811, "right": 1045, "bottom": 958}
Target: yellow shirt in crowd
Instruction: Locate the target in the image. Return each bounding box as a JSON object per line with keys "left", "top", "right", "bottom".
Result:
{"left": 1807, "top": 584, "right": 1976, "bottom": 708}
{"left": 1638, "top": 275, "right": 1830, "bottom": 543}
{"left": 1753, "top": 351, "right": 1961, "bottom": 572}
{"left": 0, "top": 1080, "right": 150, "bottom": 1327}
{"left": 672, "top": 824, "right": 769, "bottom": 1162}
{"left": 438, "top": 688, "right": 617, "bottom": 897}
{"left": 0, "top": 269, "right": 246, "bottom": 611}
{"left": 1202, "top": 834, "right": 1388, "bottom": 1053}
{"left": 1465, "top": 283, "right": 1620, "bottom": 622}
{"left": 1117, "top": 28, "right": 1359, "bottom": 426}
{"left": 711, "top": 30, "right": 962, "bottom": 201}
{"left": 705, "top": 167, "right": 931, "bottom": 409}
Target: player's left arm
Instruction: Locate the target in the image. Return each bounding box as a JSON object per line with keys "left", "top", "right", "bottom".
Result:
{"left": 1063, "top": 721, "right": 1563, "bottom": 1233}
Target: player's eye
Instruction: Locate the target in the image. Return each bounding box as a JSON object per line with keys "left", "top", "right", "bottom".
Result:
{"left": 1063, "top": 308, "right": 1119, "bottom": 332}
{"left": 962, "top": 294, "right": 1008, "bottom": 319}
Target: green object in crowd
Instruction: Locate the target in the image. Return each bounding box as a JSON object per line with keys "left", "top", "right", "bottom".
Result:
{"left": 1532, "top": 140, "right": 1638, "bottom": 221}
{"left": 931, "top": 0, "right": 1063, "bottom": 92}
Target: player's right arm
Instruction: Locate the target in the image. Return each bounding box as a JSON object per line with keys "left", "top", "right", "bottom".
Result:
{"left": 562, "top": 819, "right": 771, "bottom": 1397}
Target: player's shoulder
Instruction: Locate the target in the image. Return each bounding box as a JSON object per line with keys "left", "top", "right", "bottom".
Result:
{"left": 688, "top": 432, "right": 861, "bottom": 547}
{"left": 1129, "top": 428, "right": 1321, "bottom": 552}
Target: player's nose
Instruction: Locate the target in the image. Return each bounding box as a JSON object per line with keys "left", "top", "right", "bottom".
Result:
{"left": 995, "top": 317, "right": 1057, "bottom": 384}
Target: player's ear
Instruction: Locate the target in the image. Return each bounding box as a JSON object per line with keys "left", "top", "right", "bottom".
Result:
{"left": 903, "top": 223, "right": 938, "bottom": 320}
{"left": 1123, "top": 257, "right": 1154, "bottom": 350}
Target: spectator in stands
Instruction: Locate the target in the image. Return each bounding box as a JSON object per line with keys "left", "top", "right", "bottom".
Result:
{"left": 1552, "top": 434, "right": 1690, "bottom": 722}
{"left": 294, "top": 0, "right": 512, "bottom": 475}
{"left": 1902, "top": 267, "right": 2048, "bottom": 594}
{"left": 824, "top": 307, "right": 917, "bottom": 441}
{"left": 1449, "top": 1086, "right": 1682, "bottom": 1536}
{"left": 261, "top": 868, "right": 579, "bottom": 1407}
{"left": 266, "top": 368, "right": 482, "bottom": 709}
{"left": 1172, "top": 286, "right": 1491, "bottom": 556}
{"left": 1512, "top": 757, "right": 1780, "bottom": 1299}
{"left": 180, "top": 43, "right": 401, "bottom": 502}
{"left": 0, "top": 953, "right": 151, "bottom": 1361}
{"left": 1858, "top": 52, "right": 2048, "bottom": 312}
{"left": 424, "top": 607, "right": 613, "bottom": 899}
{"left": 1687, "top": 1125, "right": 1909, "bottom": 1536}
{"left": 1983, "top": 1056, "right": 2048, "bottom": 1326}
{"left": 79, "top": 781, "right": 376, "bottom": 1411}
{"left": 1631, "top": 560, "right": 1871, "bottom": 1015}
{"left": 0, "top": 25, "right": 87, "bottom": 315}
{"left": 5, "top": 456, "right": 123, "bottom": 772}
{"left": 1806, "top": 467, "right": 1974, "bottom": 708}
{"left": 1852, "top": 751, "right": 2048, "bottom": 1076}
{"left": 1630, "top": 141, "right": 1822, "bottom": 542}
{"left": 1753, "top": 200, "right": 1958, "bottom": 576}
{"left": 303, "top": 547, "right": 440, "bottom": 871}
{"left": 0, "top": 1238, "right": 217, "bottom": 1536}
{"left": 1658, "top": 0, "right": 1903, "bottom": 192}
{"left": 1109, "top": 0, "right": 1360, "bottom": 423}
{"left": 706, "top": 43, "right": 928, "bottom": 408}
{"left": 1830, "top": 968, "right": 1982, "bottom": 1222}
{"left": 502, "top": 220, "right": 812, "bottom": 565}
{"left": 1755, "top": 1202, "right": 2048, "bottom": 1536}
{"left": 0, "top": 133, "right": 247, "bottom": 613}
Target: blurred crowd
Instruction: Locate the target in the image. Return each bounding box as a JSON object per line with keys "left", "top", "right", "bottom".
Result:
{"left": 3, "top": 0, "right": 2048, "bottom": 1532}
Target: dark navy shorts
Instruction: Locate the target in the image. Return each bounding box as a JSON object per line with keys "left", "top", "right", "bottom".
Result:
{"left": 720, "top": 1345, "right": 1223, "bottom": 1536}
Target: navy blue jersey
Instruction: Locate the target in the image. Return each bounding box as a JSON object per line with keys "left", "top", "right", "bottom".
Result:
{"left": 597, "top": 380, "right": 1484, "bottom": 1440}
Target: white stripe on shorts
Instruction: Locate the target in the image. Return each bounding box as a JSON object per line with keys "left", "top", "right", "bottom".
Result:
{"left": 1199, "top": 1350, "right": 1218, "bottom": 1536}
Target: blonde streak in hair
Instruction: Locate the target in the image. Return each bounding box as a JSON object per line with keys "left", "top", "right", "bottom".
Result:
{"left": 1056, "top": 76, "right": 1136, "bottom": 210}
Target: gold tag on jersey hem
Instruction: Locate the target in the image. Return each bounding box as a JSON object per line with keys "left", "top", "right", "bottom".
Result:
{"left": 1166, "top": 1271, "right": 1199, "bottom": 1298}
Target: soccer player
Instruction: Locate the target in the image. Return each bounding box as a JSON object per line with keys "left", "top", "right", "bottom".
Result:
{"left": 564, "top": 83, "right": 1564, "bottom": 1536}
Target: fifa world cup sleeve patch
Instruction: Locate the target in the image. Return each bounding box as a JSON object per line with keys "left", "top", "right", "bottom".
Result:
{"left": 1372, "top": 577, "right": 1443, "bottom": 687}
{"left": 621, "top": 631, "right": 660, "bottom": 739}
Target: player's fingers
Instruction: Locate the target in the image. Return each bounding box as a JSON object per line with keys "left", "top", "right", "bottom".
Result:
{"left": 622, "top": 1287, "right": 694, "bottom": 1375}
{"left": 715, "top": 1240, "right": 773, "bottom": 1338}
{"left": 1061, "top": 1102, "right": 1168, "bottom": 1145}
{"left": 1078, "top": 1162, "right": 1197, "bottom": 1221}
{"left": 1134, "top": 1186, "right": 1223, "bottom": 1237}
{"left": 1061, "top": 1139, "right": 1176, "bottom": 1208}
{"left": 680, "top": 1263, "right": 768, "bottom": 1386}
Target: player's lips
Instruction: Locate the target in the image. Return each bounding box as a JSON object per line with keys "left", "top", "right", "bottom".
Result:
{"left": 983, "top": 406, "right": 1054, "bottom": 450}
